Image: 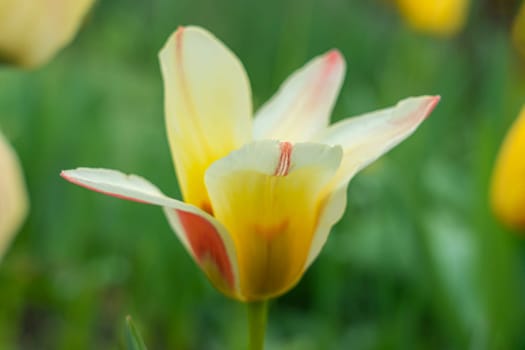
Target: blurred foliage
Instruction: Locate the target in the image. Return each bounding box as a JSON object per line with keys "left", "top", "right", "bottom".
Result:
{"left": 1, "top": 0, "right": 525, "bottom": 349}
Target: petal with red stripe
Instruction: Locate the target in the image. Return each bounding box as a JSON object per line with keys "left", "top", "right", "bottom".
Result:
{"left": 253, "top": 50, "right": 346, "bottom": 142}
{"left": 61, "top": 168, "right": 241, "bottom": 298}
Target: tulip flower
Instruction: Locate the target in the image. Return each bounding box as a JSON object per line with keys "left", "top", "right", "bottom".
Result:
{"left": 62, "top": 26, "right": 439, "bottom": 300}
{"left": 0, "top": 0, "right": 94, "bottom": 68}
{"left": 396, "top": 0, "right": 470, "bottom": 37}
{"left": 0, "top": 130, "right": 28, "bottom": 260}
{"left": 491, "top": 106, "right": 525, "bottom": 229}
{"left": 61, "top": 26, "right": 439, "bottom": 348}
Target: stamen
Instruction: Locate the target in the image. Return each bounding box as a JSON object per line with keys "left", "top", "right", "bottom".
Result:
{"left": 274, "top": 142, "right": 292, "bottom": 176}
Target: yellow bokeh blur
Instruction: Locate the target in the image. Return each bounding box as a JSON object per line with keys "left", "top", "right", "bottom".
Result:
{"left": 491, "top": 106, "right": 525, "bottom": 230}
{"left": 0, "top": 0, "right": 94, "bottom": 68}
{"left": 0, "top": 131, "right": 28, "bottom": 260}
{"left": 396, "top": 0, "right": 470, "bottom": 37}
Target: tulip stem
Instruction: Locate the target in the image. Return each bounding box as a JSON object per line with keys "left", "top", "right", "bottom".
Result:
{"left": 247, "top": 300, "right": 268, "bottom": 350}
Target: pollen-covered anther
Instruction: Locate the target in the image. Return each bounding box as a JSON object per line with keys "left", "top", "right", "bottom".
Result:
{"left": 274, "top": 142, "right": 293, "bottom": 176}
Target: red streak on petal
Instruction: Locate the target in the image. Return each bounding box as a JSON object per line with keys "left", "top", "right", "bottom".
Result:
{"left": 175, "top": 26, "right": 184, "bottom": 50}
{"left": 325, "top": 49, "right": 343, "bottom": 69}
{"left": 274, "top": 142, "right": 293, "bottom": 176}
{"left": 304, "top": 49, "right": 344, "bottom": 113}
{"left": 424, "top": 96, "right": 441, "bottom": 120}
{"left": 173, "top": 24, "right": 201, "bottom": 134}
{"left": 398, "top": 95, "right": 441, "bottom": 126}
{"left": 176, "top": 209, "right": 235, "bottom": 288}
{"left": 60, "top": 171, "right": 149, "bottom": 204}
{"left": 319, "top": 49, "right": 343, "bottom": 81}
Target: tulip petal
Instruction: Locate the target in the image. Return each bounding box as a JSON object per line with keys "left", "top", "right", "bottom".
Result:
{"left": 205, "top": 140, "right": 342, "bottom": 300}
{"left": 304, "top": 184, "right": 348, "bottom": 268}
{"left": 0, "top": 132, "right": 28, "bottom": 260}
{"left": 317, "top": 96, "right": 440, "bottom": 188}
{"left": 61, "top": 168, "right": 241, "bottom": 298}
{"left": 302, "top": 96, "right": 439, "bottom": 267}
{"left": 253, "top": 50, "right": 346, "bottom": 142}
{"left": 159, "top": 26, "right": 252, "bottom": 212}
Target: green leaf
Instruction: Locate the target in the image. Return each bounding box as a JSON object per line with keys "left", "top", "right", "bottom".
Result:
{"left": 125, "top": 315, "right": 148, "bottom": 350}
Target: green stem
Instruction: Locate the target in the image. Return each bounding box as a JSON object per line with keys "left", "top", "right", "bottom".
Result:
{"left": 247, "top": 300, "right": 269, "bottom": 350}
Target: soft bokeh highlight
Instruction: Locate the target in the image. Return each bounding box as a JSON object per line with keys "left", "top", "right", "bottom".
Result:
{"left": 396, "top": 0, "right": 470, "bottom": 36}
{"left": 0, "top": 0, "right": 94, "bottom": 68}
{"left": 491, "top": 106, "right": 525, "bottom": 229}
{"left": 0, "top": 131, "right": 27, "bottom": 260}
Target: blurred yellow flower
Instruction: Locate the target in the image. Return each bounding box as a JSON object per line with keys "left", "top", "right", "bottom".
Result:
{"left": 491, "top": 106, "right": 525, "bottom": 229}
{"left": 62, "top": 26, "right": 439, "bottom": 301}
{"left": 0, "top": 131, "right": 28, "bottom": 260}
{"left": 512, "top": 1, "right": 525, "bottom": 58}
{"left": 0, "top": 0, "right": 94, "bottom": 68}
{"left": 396, "top": 0, "right": 470, "bottom": 37}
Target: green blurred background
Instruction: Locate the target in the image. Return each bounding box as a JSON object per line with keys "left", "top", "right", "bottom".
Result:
{"left": 1, "top": 0, "right": 525, "bottom": 349}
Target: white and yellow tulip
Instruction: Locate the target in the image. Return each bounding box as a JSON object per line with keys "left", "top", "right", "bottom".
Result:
{"left": 0, "top": 0, "right": 94, "bottom": 68}
{"left": 61, "top": 26, "right": 439, "bottom": 301}
{"left": 0, "top": 131, "right": 28, "bottom": 260}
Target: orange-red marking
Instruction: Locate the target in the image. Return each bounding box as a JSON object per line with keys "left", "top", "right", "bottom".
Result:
{"left": 274, "top": 142, "right": 292, "bottom": 176}
{"left": 176, "top": 210, "right": 235, "bottom": 289}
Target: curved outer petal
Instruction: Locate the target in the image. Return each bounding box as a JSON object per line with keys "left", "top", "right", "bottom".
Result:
{"left": 304, "top": 96, "right": 439, "bottom": 268}
{"left": 304, "top": 183, "right": 348, "bottom": 269}
{"left": 396, "top": 0, "right": 470, "bottom": 37}
{"left": 316, "top": 96, "right": 440, "bottom": 189}
{"left": 159, "top": 26, "right": 252, "bottom": 212}
{"left": 205, "top": 140, "right": 342, "bottom": 301}
{"left": 491, "top": 106, "right": 525, "bottom": 229}
{"left": 253, "top": 50, "right": 345, "bottom": 142}
{"left": 0, "top": 0, "right": 94, "bottom": 68}
{"left": 0, "top": 132, "right": 28, "bottom": 260}
{"left": 60, "top": 168, "right": 241, "bottom": 299}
